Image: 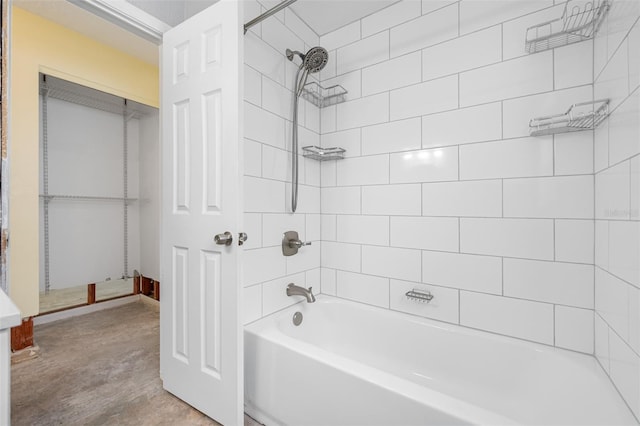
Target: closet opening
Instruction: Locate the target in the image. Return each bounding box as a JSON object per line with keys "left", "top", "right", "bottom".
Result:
{"left": 38, "top": 74, "right": 160, "bottom": 314}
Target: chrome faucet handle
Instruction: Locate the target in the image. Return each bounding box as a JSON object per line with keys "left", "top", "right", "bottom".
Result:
{"left": 282, "top": 230, "right": 310, "bottom": 256}
{"left": 290, "top": 240, "right": 311, "bottom": 248}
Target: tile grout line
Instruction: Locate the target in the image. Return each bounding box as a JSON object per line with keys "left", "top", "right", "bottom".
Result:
{"left": 553, "top": 304, "right": 556, "bottom": 347}
{"left": 501, "top": 257, "right": 504, "bottom": 296}
{"left": 501, "top": 179, "right": 504, "bottom": 218}
{"left": 553, "top": 219, "right": 556, "bottom": 261}
{"left": 322, "top": 0, "right": 551, "bottom": 56}
{"left": 316, "top": 82, "right": 593, "bottom": 135}
{"left": 457, "top": 217, "right": 461, "bottom": 254}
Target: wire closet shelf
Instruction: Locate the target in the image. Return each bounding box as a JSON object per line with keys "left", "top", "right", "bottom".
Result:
{"left": 525, "top": 0, "right": 610, "bottom": 53}
{"left": 39, "top": 194, "right": 138, "bottom": 203}
{"left": 529, "top": 99, "right": 609, "bottom": 136}
{"left": 39, "top": 74, "right": 153, "bottom": 291}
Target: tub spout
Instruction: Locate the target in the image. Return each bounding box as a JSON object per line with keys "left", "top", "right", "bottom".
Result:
{"left": 286, "top": 283, "right": 316, "bottom": 303}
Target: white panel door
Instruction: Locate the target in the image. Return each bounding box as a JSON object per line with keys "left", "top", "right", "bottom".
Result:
{"left": 160, "top": 1, "right": 243, "bottom": 424}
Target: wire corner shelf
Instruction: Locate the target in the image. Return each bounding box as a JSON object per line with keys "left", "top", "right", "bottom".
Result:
{"left": 525, "top": 0, "right": 610, "bottom": 54}
{"left": 301, "top": 81, "right": 348, "bottom": 108}
{"left": 529, "top": 99, "right": 609, "bottom": 136}
{"left": 302, "top": 146, "right": 346, "bottom": 161}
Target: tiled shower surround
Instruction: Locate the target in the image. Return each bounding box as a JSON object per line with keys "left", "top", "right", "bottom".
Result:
{"left": 593, "top": 0, "right": 640, "bottom": 418}
{"left": 242, "top": 0, "right": 640, "bottom": 416}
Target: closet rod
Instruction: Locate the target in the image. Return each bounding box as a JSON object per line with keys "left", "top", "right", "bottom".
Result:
{"left": 244, "top": 0, "right": 298, "bottom": 34}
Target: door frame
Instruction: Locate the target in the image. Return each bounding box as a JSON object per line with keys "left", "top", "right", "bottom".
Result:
{"left": 67, "top": 0, "right": 170, "bottom": 43}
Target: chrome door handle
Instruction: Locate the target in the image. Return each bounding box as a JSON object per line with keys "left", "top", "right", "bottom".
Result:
{"left": 214, "top": 232, "right": 233, "bottom": 246}
{"left": 238, "top": 232, "right": 248, "bottom": 246}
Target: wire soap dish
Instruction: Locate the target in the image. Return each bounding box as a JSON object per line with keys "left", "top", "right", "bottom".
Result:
{"left": 529, "top": 99, "right": 609, "bottom": 136}
{"left": 301, "top": 81, "right": 348, "bottom": 108}
{"left": 525, "top": 0, "right": 610, "bottom": 53}
{"left": 405, "top": 289, "right": 434, "bottom": 303}
{"left": 302, "top": 146, "right": 346, "bottom": 161}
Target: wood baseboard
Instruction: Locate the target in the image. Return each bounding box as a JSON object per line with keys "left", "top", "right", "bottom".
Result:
{"left": 11, "top": 317, "right": 33, "bottom": 351}
{"left": 88, "top": 283, "right": 96, "bottom": 304}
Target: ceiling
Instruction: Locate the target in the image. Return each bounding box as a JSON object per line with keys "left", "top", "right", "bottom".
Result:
{"left": 124, "top": 0, "right": 216, "bottom": 27}
{"left": 12, "top": 0, "right": 402, "bottom": 66}
{"left": 289, "top": 0, "right": 399, "bottom": 36}
{"left": 125, "top": 0, "right": 400, "bottom": 36}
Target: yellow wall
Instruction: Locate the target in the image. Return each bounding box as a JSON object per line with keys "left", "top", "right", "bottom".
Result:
{"left": 9, "top": 6, "right": 159, "bottom": 317}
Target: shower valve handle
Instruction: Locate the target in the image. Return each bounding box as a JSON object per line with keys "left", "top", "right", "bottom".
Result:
{"left": 282, "top": 230, "right": 310, "bottom": 256}
{"left": 289, "top": 240, "right": 311, "bottom": 248}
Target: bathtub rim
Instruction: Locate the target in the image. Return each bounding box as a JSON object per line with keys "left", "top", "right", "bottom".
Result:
{"left": 245, "top": 294, "right": 637, "bottom": 425}
{"left": 248, "top": 294, "right": 587, "bottom": 360}
{"left": 245, "top": 314, "right": 517, "bottom": 426}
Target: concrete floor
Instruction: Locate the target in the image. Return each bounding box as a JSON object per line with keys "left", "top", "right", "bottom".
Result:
{"left": 11, "top": 301, "right": 222, "bottom": 425}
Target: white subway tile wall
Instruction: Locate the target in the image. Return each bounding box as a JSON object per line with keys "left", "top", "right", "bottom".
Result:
{"left": 593, "top": 1, "right": 640, "bottom": 417}
{"left": 422, "top": 102, "right": 502, "bottom": 147}
{"left": 243, "top": 0, "right": 321, "bottom": 324}
{"left": 244, "top": 2, "right": 640, "bottom": 416}
{"left": 554, "top": 306, "right": 594, "bottom": 354}
{"left": 315, "top": 0, "right": 613, "bottom": 358}
{"left": 390, "top": 3, "right": 459, "bottom": 57}
{"left": 337, "top": 270, "right": 390, "bottom": 308}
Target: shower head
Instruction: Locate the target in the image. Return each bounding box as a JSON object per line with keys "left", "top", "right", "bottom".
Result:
{"left": 286, "top": 46, "right": 328, "bottom": 73}
{"left": 302, "top": 46, "right": 328, "bottom": 73}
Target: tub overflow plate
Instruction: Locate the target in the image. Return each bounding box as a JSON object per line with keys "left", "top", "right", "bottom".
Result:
{"left": 293, "top": 311, "right": 303, "bottom": 326}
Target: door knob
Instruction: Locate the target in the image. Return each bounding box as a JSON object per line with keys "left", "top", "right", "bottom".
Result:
{"left": 238, "top": 232, "right": 248, "bottom": 246}
{"left": 214, "top": 232, "right": 233, "bottom": 246}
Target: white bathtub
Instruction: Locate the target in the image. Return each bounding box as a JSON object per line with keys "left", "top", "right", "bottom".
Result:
{"left": 244, "top": 295, "right": 636, "bottom": 425}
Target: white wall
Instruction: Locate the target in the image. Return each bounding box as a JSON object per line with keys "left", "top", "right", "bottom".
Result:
{"left": 593, "top": 0, "right": 640, "bottom": 418}
{"left": 139, "top": 112, "right": 160, "bottom": 280}
{"left": 317, "top": 0, "right": 597, "bottom": 354}
{"left": 242, "top": 0, "right": 322, "bottom": 324}
{"left": 38, "top": 98, "right": 142, "bottom": 290}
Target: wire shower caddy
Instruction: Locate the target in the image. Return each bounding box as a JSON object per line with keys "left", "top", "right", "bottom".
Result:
{"left": 301, "top": 81, "right": 348, "bottom": 108}
{"left": 302, "top": 146, "right": 346, "bottom": 161}
{"left": 525, "top": 0, "right": 610, "bottom": 53}
{"left": 529, "top": 99, "right": 609, "bottom": 136}
{"left": 300, "top": 82, "right": 348, "bottom": 160}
